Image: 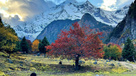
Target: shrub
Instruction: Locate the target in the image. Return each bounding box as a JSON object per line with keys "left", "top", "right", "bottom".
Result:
{"left": 103, "top": 43, "right": 122, "bottom": 60}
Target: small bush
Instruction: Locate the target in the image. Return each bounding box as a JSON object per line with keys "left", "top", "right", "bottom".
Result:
{"left": 103, "top": 43, "right": 122, "bottom": 60}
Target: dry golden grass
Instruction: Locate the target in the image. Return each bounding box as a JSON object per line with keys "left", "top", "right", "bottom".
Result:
{"left": 0, "top": 53, "right": 136, "bottom": 76}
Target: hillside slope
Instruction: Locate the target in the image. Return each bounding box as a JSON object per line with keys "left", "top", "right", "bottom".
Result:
{"left": 105, "top": 1, "right": 136, "bottom": 44}
{"left": 37, "top": 13, "right": 113, "bottom": 43}
{"left": 13, "top": 0, "right": 128, "bottom": 41}
{"left": 36, "top": 19, "right": 80, "bottom": 43}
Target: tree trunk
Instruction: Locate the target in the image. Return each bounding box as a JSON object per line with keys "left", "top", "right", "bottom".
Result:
{"left": 8, "top": 53, "right": 10, "bottom": 58}
{"left": 75, "top": 54, "right": 80, "bottom": 70}
{"left": 8, "top": 51, "right": 11, "bottom": 58}
{"left": 44, "top": 52, "right": 46, "bottom": 58}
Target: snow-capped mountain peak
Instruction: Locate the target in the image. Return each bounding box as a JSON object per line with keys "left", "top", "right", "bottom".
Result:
{"left": 84, "top": 0, "right": 94, "bottom": 7}
{"left": 64, "top": 0, "right": 77, "bottom": 3}
{"left": 58, "top": 0, "right": 78, "bottom": 6}
{"left": 13, "top": 1, "right": 129, "bottom": 41}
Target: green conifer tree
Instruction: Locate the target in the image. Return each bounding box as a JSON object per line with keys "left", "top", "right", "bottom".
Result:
{"left": 42, "top": 37, "right": 50, "bottom": 46}
{"left": 20, "top": 37, "right": 29, "bottom": 53}
{"left": 38, "top": 37, "right": 50, "bottom": 57}
{"left": 0, "top": 17, "right": 4, "bottom": 27}
{"left": 14, "top": 41, "right": 21, "bottom": 52}
{"left": 38, "top": 42, "right": 44, "bottom": 53}
{"left": 122, "top": 38, "right": 136, "bottom": 61}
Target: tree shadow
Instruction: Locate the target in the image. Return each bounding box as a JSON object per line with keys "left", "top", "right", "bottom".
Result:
{"left": 34, "top": 63, "right": 100, "bottom": 74}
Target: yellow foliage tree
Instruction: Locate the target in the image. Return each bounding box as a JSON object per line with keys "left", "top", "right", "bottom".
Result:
{"left": 0, "top": 17, "right": 19, "bottom": 58}
{"left": 32, "top": 39, "right": 40, "bottom": 52}
{"left": 0, "top": 27, "right": 18, "bottom": 50}
{"left": 103, "top": 43, "right": 122, "bottom": 60}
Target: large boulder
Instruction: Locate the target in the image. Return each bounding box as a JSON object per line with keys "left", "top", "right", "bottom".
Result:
{"left": 37, "top": 53, "right": 40, "bottom": 56}
{"left": 109, "top": 63, "right": 115, "bottom": 67}
{"left": 93, "top": 61, "right": 97, "bottom": 64}
{"left": 7, "top": 59, "right": 13, "bottom": 63}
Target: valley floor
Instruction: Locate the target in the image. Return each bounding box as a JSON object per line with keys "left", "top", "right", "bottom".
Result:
{"left": 0, "top": 52, "right": 136, "bottom": 76}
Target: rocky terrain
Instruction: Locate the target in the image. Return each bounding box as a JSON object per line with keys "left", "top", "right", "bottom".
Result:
{"left": 105, "top": 1, "right": 136, "bottom": 45}
{"left": 13, "top": 0, "right": 128, "bottom": 41}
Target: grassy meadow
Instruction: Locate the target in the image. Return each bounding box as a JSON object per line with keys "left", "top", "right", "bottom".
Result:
{"left": 0, "top": 52, "right": 136, "bottom": 76}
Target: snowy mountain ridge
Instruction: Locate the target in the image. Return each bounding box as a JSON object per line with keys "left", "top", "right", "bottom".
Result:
{"left": 13, "top": 0, "right": 129, "bottom": 41}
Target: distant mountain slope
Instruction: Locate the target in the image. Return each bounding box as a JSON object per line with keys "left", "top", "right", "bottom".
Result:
{"left": 79, "top": 13, "right": 113, "bottom": 41}
{"left": 14, "top": 0, "right": 128, "bottom": 41}
{"left": 37, "top": 13, "right": 113, "bottom": 43}
{"left": 105, "top": 1, "right": 136, "bottom": 45}
{"left": 36, "top": 19, "right": 80, "bottom": 43}
{"left": 79, "top": 13, "right": 113, "bottom": 31}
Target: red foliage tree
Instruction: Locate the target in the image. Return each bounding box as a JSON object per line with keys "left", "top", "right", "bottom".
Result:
{"left": 46, "top": 22, "right": 104, "bottom": 70}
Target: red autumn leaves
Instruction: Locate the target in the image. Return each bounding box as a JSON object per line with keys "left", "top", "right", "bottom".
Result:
{"left": 46, "top": 22, "right": 104, "bottom": 59}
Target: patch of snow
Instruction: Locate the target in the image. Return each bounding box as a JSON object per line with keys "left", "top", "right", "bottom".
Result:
{"left": 14, "top": 0, "right": 129, "bottom": 41}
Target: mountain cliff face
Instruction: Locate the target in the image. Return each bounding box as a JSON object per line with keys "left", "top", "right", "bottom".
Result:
{"left": 105, "top": 1, "right": 136, "bottom": 45}
{"left": 13, "top": 0, "right": 129, "bottom": 41}
{"left": 37, "top": 13, "right": 113, "bottom": 44}
{"left": 79, "top": 13, "right": 113, "bottom": 41}
{"left": 36, "top": 19, "right": 80, "bottom": 43}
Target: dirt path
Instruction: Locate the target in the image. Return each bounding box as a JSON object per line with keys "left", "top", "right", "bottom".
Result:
{"left": 120, "top": 62, "right": 136, "bottom": 70}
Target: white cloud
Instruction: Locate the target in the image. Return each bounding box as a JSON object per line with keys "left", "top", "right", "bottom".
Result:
{"left": 100, "top": 0, "right": 117, "bottom": 11}
{"left": 118, "top": 0, "right": 134, "bottom": 6}
{"left": 118, "top": 0, "right": 128, "bottom": 5}
{"left": 0, "top": 0, "right": 56, "bottom": 26}
{"left": 100, "top": 0, "right": 134, "bottom": 11}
